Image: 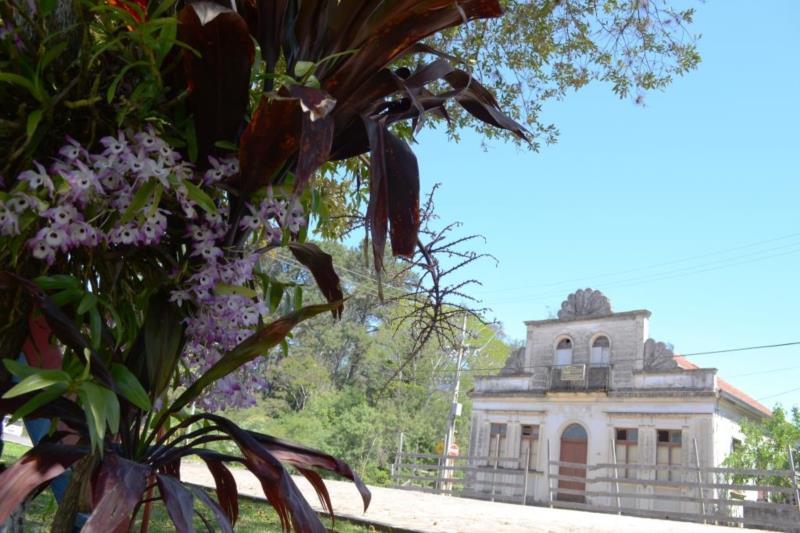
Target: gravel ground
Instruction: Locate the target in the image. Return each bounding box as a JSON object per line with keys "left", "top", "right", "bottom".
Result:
{"left": 181, "top": 463, "right": 774, "bottom": 533}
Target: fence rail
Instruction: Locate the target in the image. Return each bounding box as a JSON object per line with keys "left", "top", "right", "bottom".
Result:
{"left": 392, "top": 444, "right": 800, "bottom": 532}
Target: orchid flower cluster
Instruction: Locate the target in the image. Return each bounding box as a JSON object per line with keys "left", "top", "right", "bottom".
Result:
{"left": 0, "top": 129, "right": 307, "bottom": 410}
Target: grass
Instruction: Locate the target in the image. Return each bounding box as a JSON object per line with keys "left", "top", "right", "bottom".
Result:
{"left": 1, "top": 441, "right": 375, "bottom": 532}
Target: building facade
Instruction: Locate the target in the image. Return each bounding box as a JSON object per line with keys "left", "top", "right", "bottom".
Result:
{"left": 467, "top": 289, "right": 771, "bottom": 512}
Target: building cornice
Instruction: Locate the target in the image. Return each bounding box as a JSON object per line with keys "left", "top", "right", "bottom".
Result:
{"left": 524, "top": 309, "right": 651, "bottom": 326}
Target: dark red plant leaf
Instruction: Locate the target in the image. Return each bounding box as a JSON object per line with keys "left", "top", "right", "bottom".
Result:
{"left": 189, "top": 415, "right": 327, "bottom": 533}
{"left": 199, "top": 457, "right": 239, "bottom": 525}
{"left": 157, "top": 474, "right": 195, "bottom": 533}
{"left": 84, "top": 454, "right": 149, "bottom": 533}
{"left": 287, "top": 243, "right": 343, "bottom": 318}
{"left": 323, "top": 0, "right": 503, "bottom": 105}
{"left": 188, "top": 484, "right": 234, "bottom": 533}
{"left": 160, "top": 457, "right": 181, "bottom": 480}
{"left": 364, "top": 120, "right": 420, "bottom": 259}
{"left": 362, "top": 119, "right": 390, "bottom": 275}
{"left": 168, "top": 301, "right": 339, "bottom": 415}
{"left": 246, "top": 0, "right": 290, "bottom": 90}
{"left": 178, "top": 1, "right": 254, "bottom": 164}
{"left": 287, "top": 86, "right": 336, "bottom": 194}
{"left": 237, "top": 96, "right": 302, "bottom": 196}
{"left": 249, "top": 431, "right": 371, "bottom": 512}
{"left": 0, "top": 443, "right": 85, "bottom": 522}
{"left": 443, "top": 69, "right": 528, "bottom": 140}
{"left": 296, "top": 467, "right": 333, "bottom": 520}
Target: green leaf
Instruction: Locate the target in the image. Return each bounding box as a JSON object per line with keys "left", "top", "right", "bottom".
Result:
{"left": 3, "top": 359, "right": 37, "bottom": 379}
{"left": 121, "top": 178, "right": 157, "bottom": 223}
{"left": 213, "top": 140, "right": 238, "bottom": 152}
{"left": 39, "top": 42, "right": 68, "bottom": 73}
{"left": 9, "top": 382, "right": 68, "bottom": 423}
{"left": 40, "top": 0, "right": 58, "bottom": 15}
{"left": 2, "top": 370, "right": 71, "bottom": 399}
{"left": 106, "top": 60, "right": 149, "bottom": 103}
{"left": 89, "top": 307, "right": 102, "bottom": 351}
{"left": 185, "top": 121, "right": 198, "bottom": 163}
{"left": 111, "top": 363, "right": 151, "bottom": 411}
{"left": 78, "top": 382, "right": 105, "bottom": 452}
{"left": 167, "top": 302, "right": 339, "bottom": 414}
{"left": 33, "top": 274, "right": 81, "bottom": 291}
{"left": 0, "top": 72, "right": 43, "bottom": 101}
{"left": 77, "top": 292, "right": 97, "bottom": 315}
{"left": 52, "top": 288, "right": 83, "bottom": 307}
{"left": 294, "top": 285, "right": 303, "bottom": 309}
{"left": 215, "top": 284, "right": 257, "bottom": 299}
{"left": 294, "top": 60, "right": 315, "bottom": 79}
{"left": 26, "top": 109, "right": 43, "bottom": 139}
{"left": 182, "top": 179, "right": 217, "bottom": 215}
{"left": 268, "top": 282, "right": 284, "bottom": 312}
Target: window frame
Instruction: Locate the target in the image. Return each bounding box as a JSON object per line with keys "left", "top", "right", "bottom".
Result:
{"left": 656, "top": 429, "right": 682, "bottom": 482}
{"left": 590, "top": 335, "right": 611, "bottom": 366}
{"left": 488, "top": 423, "right": 507, "bottom": 462}
{"left": 519, "top": 424, "right": 540, "bottom": 471}
{"left": 555, "top": 336, "right": 574, "bottom": 366}
{"left": 614, "top": 428, "right": 639, "bottom": 479}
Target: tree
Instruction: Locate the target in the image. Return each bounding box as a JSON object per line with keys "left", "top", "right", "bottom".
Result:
{"left": 725, "top": 405, "right": 800, "bottom": 502}
{"left": 432, "top": 0, "right": 702, "bottom": 148}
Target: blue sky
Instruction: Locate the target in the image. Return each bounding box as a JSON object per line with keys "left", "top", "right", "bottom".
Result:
{"left": 409, "top": 1, "right": 800, "bottom": 410}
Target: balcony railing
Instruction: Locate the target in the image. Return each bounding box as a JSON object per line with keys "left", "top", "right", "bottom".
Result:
{"left": 548, "top": 364, "right": 609, "bottom": 392}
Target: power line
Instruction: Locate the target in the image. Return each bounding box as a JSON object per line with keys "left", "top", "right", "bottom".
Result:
{"left": 682, "top": 341, "right": 800, "bottom": 358}
{"left": 483, "top": 243, "right": 800, "bottom": 305}
{"left": 473, "top": 232, "right": 800, "bottom": 296}
{"left": 423, "top": 340, "right": 800, "bottom": 376}
{"left": 758, "top": 386, "right": 800, "bottom": 401}
{"left": 728, "top": 365, "right": 800, "bottom": 379}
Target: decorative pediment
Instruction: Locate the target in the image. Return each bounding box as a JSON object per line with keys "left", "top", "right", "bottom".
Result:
{"left": 499, "top": 347, "right": 526, "bottom": 375}
{"left": 557, "top": 288, "right": 612, "bottom": 319}
{"left": 643, "top": 338, "right": 679, "bottom": 370}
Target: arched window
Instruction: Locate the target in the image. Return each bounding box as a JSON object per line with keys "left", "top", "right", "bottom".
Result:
{"left": 555, "top": 338, "right": 573, "bottom": 365}
{"left": 590, "top": 335, "right": 610, "bottom": 366}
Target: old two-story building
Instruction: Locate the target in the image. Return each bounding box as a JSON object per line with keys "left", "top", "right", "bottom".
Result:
{"left": 467, "top": 289, "right": 771, "bottom": 514}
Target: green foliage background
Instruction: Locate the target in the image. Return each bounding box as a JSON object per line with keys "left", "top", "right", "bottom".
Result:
{"left": 216, "top": 241, "right": 514, "bottom": 485}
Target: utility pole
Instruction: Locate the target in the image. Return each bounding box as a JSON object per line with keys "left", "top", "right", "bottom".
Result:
{"left": 439, "top": 315, "right": 468, "bottom": 491}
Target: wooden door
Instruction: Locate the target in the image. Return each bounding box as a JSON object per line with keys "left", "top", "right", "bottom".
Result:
{"left": 557, "top": 424, "right": 588, "bottom": 503}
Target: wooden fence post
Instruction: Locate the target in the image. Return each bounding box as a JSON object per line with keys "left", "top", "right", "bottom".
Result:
{"left": 610, "top": 437, "right": 621, "bottom": 514}
{"left": 491, "top": 434, "right": 499, "bottom": 502}
{"left": 546, "top": 438, "right": 552, "bottom": 507}
{"left": 693, "top": 438, "right": 706, "bottom": 521}
{"left": 522, "top": 446, "right": 530, "bottom": 505}
{"left": 392, "top": 432, "right": 404, "bottom": 485}
{"left": 789, "top": 446, "right": 800, "bottom": 512}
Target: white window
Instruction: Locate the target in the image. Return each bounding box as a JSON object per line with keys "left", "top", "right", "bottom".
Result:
{"left": 590, "top": 335, "right": 610, "bottom": 366}
{"left": 555, "top": 338, "right": 573, "bottom": 365}
{"left": 488, "top": 423, "right": 507, "bottom": 459}
{"left": 614, "top": 428, "right": 638, "bottom": 478}
{"left": 519, "top": 424, "right": 540, "bottom": 470}
{"left": 656, "top": 429, "right": 682, "bottom": 481}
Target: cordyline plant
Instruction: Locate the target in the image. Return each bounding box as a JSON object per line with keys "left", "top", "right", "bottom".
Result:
{"left": 0, "top": 0, "right": 525, "bottom": 531}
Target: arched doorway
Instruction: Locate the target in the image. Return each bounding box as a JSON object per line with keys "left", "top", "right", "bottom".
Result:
{"left": 557, "top": 423, "right": 588, "bottom": 503}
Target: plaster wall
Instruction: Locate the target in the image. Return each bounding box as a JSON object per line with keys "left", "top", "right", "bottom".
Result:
{"left": 524, "top": 313, "right": 649, "bottom": 390}
{"left": 469, "top": 393, "right": 717, "bottom": 511}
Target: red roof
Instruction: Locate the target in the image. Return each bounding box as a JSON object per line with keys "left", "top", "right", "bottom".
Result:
{"left": 673, "top": 356, "right": 772, "bottom": 417}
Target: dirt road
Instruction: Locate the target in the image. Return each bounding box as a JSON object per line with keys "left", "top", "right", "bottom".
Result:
{"left": 181, "top": 463, "right": 772, "bottom": 533}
